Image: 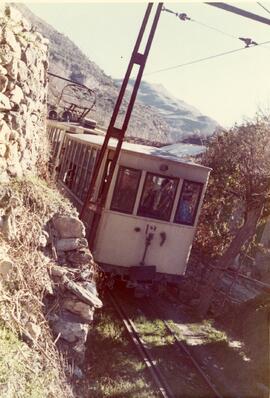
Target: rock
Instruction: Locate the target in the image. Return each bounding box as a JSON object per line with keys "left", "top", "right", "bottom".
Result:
{"left": 80, "top": 281, "right": 98, "bottom": 297}
{"left": 22, "top": 47, "right": 37, "bottom": 66}
{"left": 17, "top": 60, "right": 28, "bottom": 81}
{"left": 0, "top": 121, "right": 11, "bottom": 141}
{"left": 0, "top": 93, "right": 11, "bottom": 110}
{"left": 63, "top": 276, "right": 103, "bottom": 309}
{"left": 72, "top": 342, "right": 87, "bottom": 364}
{"left": 0, "top": 44, "right": 13, "bottom": 65}
{"left": 3, "top": 28, "right": 21, "bottom": 58}
{"left": 67, "top": 247, "right": 94, "bottom": 266}
{"left": 0, "top": 75, "right": 8, "bottom": 93}
{"left": 78, "top": 264, "right": 94, "bottom": 280}
{"left": 0, "top": 258, "right": 13, "bottom": 279}
{"left": 0, "top": 143, "right": 6, "bottom": 157}
{"left": 7, "top": 163, "right": 23, "bottom": 178}
{"left": 63, "top": 297, "right": 94, "bottom": 322}
{"left": 52, "top": 215, "right": 86, "bottom": 239}
{"left": 5, "top": 5, "right": 22, "bottom": 23}
{"left": 10, "top": 85, "right": 24, "bottom": 105}
{"left": 73, "top": 366, "right": 84, "bottom": 379}
{"left": 0, "top": 208, "right": 17, "bottom": 239}
{"left": 51, "top": 313, "right": 89, "bottom": 344}
{"left": 0, "top": 66, "right": 7, "bottom": 75}
{"left": 21, "top": 17, "right": 31, "bottom": 31}
{"left": 5, "top": 58, "right": 18, "bottom": 80}
{"left": 55, "top": 238, "right": 88, "bottom": 252}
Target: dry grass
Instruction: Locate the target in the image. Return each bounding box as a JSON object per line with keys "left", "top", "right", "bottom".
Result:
{"left": 0, "top": 177, "right": 80, "bottom": 397}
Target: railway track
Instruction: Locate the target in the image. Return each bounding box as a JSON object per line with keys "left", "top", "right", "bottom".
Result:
{"left": 108, "top": 290, "right": 223, "bottom": 398}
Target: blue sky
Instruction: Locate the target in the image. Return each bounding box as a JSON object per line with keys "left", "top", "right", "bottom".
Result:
{"left": 26, "top": 2, "right": 270, "bottom": 127}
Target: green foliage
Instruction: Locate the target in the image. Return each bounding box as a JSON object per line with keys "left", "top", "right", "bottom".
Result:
{"left": 195, "top": 117, "right": 270, "bottom": 262}
{"left": 0, "top": 324, "right": 59, "bottom": 398}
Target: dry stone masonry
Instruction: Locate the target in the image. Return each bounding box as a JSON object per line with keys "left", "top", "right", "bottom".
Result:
{"left": 48, "top": 215, "right": 102, "bottom": 364}
{"left": 0, "top": 5, "right": 49, "bottom": 181}
{"left": 0, "top": 4, "right": 103, "bottom": 374}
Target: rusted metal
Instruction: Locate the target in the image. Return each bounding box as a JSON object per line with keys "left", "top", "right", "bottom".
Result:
{"left": 80, "top": 3, "right": 163, "bottom": 249}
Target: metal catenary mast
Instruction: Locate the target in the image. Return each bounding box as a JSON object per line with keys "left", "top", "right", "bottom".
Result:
{"left": 80, "top": 3, "right": 163, "bottom": 248}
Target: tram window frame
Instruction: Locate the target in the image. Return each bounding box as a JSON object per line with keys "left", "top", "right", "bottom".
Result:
{"left": 137, "top": 172, "right": 178, "bottom": 222}
{"left": 110, "top": 166, "right": 142, "bottom": 215}
{"left": 174, "top": 180, "right": 203, "bottom": 226}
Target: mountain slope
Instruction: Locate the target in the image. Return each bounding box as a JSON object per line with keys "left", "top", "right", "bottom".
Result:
{"left": 116, "top": 79, "right": 219, "bottom": 143}
{"left": 15, "top": 3, "right": 219, "bottom": 145}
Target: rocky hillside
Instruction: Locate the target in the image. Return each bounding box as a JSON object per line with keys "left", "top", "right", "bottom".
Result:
{"left": 117, "top": 79, "right": 219, "bottom": 144}
{"left": 14, "top": 3, "right": 219, "bottom": 145}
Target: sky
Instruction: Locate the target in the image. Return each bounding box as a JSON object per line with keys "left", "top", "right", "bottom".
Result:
{"left": 26, "top": 2, "right": 270, "bottom": 128}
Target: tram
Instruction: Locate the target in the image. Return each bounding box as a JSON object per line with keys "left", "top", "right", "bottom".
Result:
{"left": 48, "top": 121, "right": 211, "bottom": 285}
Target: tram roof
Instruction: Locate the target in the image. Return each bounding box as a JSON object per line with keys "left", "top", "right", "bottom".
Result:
{"left": 67, "top": 133, "right": 211, "bottom": 171}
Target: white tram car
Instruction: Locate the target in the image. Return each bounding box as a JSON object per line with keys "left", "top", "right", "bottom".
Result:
{"left": 48, "top": 121, "right": 211, "bottom": 285}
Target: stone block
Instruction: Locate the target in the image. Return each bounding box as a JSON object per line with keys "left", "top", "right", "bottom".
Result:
{"left": 17, "top": 60, "right": 28, "bottom": 81}
{"left": 51, "top": 313, "right": 89, "bottom": 344}
{"left": 67, "top": 248, "right": 94, "bottom": 266}
{"left": 10, "top": 85, "right": 24, "bottom": 105}
{"left": 0, "top": 93, "right": 11, "bottom": 110}
{"left": 52, "top": 215, "right": 86, "bottom": 239}
{"left": 55, "top": 238, "right": 88, "bottom": 252}
{"left": 3, "top": 28, "right": 21, "bottom": 58}
{"left": 62, "top": 297, "right": 94, "bottom": 322}
{"left": 5, "top": 58, "right": 18, "bottom": 80}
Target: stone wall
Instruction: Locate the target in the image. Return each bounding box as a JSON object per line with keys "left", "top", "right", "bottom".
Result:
{"left": 0, "top": 5, "right": 49, "bottom": 181}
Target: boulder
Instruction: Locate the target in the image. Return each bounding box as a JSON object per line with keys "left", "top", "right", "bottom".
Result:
{"left": 63, "top": 275, "right": 103, "bottom": 308}
{"left": 55, "top": 237, "right": 88, "bottom": 252}
{"left": 51, "top": 313, "right": 89, "bottom": 344}
{"left": 67, "top": 247, "right": 94, "bottom": 266}
{"left": 52, "top": 215, "right": 86, "bottom": 238}
{"left": 62, "top": 297, "right": 94, "bottom": 322}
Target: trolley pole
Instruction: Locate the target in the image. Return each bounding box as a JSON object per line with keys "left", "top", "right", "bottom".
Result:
{"left": 80, "top": 3, "right": 163, "bottom": 249}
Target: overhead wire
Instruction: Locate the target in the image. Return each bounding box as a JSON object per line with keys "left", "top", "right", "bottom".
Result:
{"left": 257, "top": 2, "right": 270, "bottom": 15}
{"left": 145, "top": 39, "right": 270, "bottom": 75}
{"left": 146, "top": 5, "right": 270, "bottom": 75}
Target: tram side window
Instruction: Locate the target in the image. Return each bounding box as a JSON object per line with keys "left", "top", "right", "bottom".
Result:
{"left": 137, "top": 173, "right": 178, "bottom": 221}
{"left": 110, "top": 167, "right": 141, "bottom": 214}
{"left": 174, "top": 180, "right": 203, "bottom": 226}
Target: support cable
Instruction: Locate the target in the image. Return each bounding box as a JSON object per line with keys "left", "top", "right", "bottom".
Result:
{"left": 146, "top": 39, "right": 270, "bottom": 75}
{"left": 257, "top": 2, "right": 270, "bottom": 16}
{"left": 162, "top": 6, "right": 259, "bottom": 47}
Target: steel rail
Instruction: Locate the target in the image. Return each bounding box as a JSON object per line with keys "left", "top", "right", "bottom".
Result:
{"left": 109, "top": 290, "right": 223, "bottom": 398}
{"left": 108, "top": 290, "right": 174, "bottom": 398}
{"left": 162, "top": 319, "right": 223, "bottom": 398}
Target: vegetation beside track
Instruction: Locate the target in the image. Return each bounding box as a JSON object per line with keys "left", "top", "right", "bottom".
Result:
{"left": 83, "top": 296, "right": 160, "bottom": 398}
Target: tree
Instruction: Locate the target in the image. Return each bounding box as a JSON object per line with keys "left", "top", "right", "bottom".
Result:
{"left": 195, "top": 117, "right": 270, "bottom": 316}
